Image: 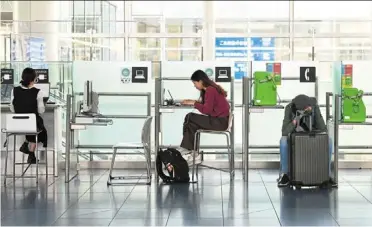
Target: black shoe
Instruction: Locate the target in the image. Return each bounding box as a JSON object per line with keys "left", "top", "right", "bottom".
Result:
{"left": 277, "top": 174, "right": 290, "bottom": 187}
{"left": 19, "top": 142, "right": 30, "bottom": 155}
{"left": 27, "top": 153, "right": 38, "bottom": 164}
{"left": 329, "top": 178, "right": 337, "bottom": 187}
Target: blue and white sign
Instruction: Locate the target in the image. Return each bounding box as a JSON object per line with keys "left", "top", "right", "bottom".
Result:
{"left": 215, "top": 50, "right": 248, "bottom": 58}
{"left": 251, "top": 50, "right": 275, "bottom": 61}
{"left": 215, "top": 37, "right": 275, "bottom": 79}
{"left": 215, "top": 37, "right": 248, "bottom": 48}
{"left": 234, "top": 61, "right": 248, "bottom": 80}
{"left": 26, "top": 37, "right": 47, "bottom": 69}
{"left": 251, "top": 37, "right": 275, "bottom": 48}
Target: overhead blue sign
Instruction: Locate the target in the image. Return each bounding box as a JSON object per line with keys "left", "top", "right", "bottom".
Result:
{"left": 251, "top": 50, "right": 275, "bottom": 61}
{"left": 251, "top": 37, "right": 275, "bottom": 48}
{"left": 215, "top": 49, "right": 248, "bottom": 58}
{"left": 215, "top": 37, "right": 275, "bottom": 79}
{"left": 215, "top": 37, "right": 248, "bottom": 48}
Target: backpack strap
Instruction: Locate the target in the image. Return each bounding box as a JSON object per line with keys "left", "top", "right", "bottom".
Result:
{"left": 155, "top": 151, "right": 174, "bottom": 184}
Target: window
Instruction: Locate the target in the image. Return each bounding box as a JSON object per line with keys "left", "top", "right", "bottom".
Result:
{"left": 135, "top": 18, "right": 161, "bottom": 33}
{"left": 166, "top": 50, "right": 201, "bottom": 61}
{"left": 294, "top": 1, "right": 372, "bottom": 20}
{"left": 132, "top": 1, "right": 203, "bottom": 18}
{"left": 166, "top": 18, "right": 203, "bottom": 34}
{"left": 135, "top": 38, "right": 160, "bottom": 48}
{"left": 214, "top": 1, "right": 290, "bottom": 19}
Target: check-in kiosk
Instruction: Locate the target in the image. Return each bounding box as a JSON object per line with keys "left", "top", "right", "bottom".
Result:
{"left": 1, "top": 68, "right": 63, "bottom": 178}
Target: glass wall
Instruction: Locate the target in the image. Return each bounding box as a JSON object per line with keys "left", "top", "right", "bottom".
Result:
{"left": 293, "top": 1, "right": 372, "bottom": 61}
{"left": 70, "top": 0, "right": 118, "bottom": 61}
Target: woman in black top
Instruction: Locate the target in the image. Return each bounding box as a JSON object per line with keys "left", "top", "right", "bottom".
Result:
{"left": 10, "top": 68, "right": 48, "bottom": 164}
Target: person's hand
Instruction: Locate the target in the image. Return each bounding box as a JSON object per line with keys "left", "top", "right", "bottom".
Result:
{"left": 292, "top": 119, "right": 297, "bottom": 125}
{"left": 181, "top": 99, "right": 196, "bottom": 106}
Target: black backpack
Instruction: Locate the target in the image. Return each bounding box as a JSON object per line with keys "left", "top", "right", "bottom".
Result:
{"left": 156, "top": 148, "right": 190, "bottom": 183}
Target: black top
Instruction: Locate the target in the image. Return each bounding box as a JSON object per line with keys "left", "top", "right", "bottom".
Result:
{"left": 12, "top": 86, "right": 40, "bottom": 115}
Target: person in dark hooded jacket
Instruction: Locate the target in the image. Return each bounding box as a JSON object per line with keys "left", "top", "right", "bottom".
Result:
{"left": 277, "top": 94, "right": 333, "bottom": 187}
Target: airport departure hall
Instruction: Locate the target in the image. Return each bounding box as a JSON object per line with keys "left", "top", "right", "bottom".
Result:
{"left": 1, "top": 1, "right": 372, "bottom": 226}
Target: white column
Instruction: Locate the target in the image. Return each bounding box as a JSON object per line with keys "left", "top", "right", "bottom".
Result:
{"left": 13, "top": 1, "right": 60, "bottom": 61}
{"left": 203, "top": 1, "right": 215, "bottom": 60}
{"left": 289, "top": 0, "right": 294, "bottom": 60}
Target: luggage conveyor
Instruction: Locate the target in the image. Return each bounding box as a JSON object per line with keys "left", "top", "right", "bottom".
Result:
{"left": 154, "top": 74, "right": 235, "bottom": 182}
{"left": 64, "top": 92, "right": 152, "bottom": 183}
{"left": 325, "top": 92, "right": 372, "bottom": 184}
{"left": 241, "top": 62, "right": 326, "bottom": 182}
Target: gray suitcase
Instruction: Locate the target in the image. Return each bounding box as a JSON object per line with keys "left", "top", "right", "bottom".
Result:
{"left": 288, "top": 131, "right": 330, "bottom": 189}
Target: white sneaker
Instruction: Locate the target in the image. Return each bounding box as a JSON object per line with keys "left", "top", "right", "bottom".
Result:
{"left": 178, "top": 147, "right": 191, "bottom": 156}
{"left": 186, "top": 151, "right": 202, "bottom": 166}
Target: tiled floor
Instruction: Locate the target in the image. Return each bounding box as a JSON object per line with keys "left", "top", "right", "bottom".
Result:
{"left": 1, "top": 168, "right": 372, "bottom": 226}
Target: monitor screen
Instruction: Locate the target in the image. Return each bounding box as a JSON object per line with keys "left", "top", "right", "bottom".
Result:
{"left": 1, "top": 84, "right": 14, "bottom": 103}
{"left": 83, "top": 81, "right": 93, "bottom": 107}
{"left": 34, "top": 83, "right": 50, "bottom": 98}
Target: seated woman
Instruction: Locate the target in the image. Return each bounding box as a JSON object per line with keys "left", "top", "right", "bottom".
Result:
{"left": 179, "top": 70, "right": 230, "bottom": 165}
{"left": 10, "top": 67, "right": 48, "bottom": 164}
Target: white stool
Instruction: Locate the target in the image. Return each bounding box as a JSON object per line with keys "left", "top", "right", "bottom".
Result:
{"left": 2, "top": 114, "right": 45, "bottom": 185}
{"left": 107, "top": 117, "right": 153, "bottom": 185}
{"left": 191, "top": 113, "right": 234, "bottom": 182}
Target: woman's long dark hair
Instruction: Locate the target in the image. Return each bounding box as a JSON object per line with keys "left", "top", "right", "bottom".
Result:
{"left": 191, "top": 70, "right": 227, "bottom": 103}
{"left": 20, "top": 67, "right": 37, "bottom": 87}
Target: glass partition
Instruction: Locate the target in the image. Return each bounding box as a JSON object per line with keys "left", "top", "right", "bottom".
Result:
{"left": 0, "top": 61, "right": 72, "bottom": 100}
{"left": 71, "top": 61, "right": 153, "bottom": 161}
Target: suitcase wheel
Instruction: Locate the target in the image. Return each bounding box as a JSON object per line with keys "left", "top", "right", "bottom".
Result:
{"left": 293, "top": 185, "right": 301, "bottom": 190}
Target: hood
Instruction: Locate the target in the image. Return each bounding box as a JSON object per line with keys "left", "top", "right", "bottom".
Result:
{"left": 292, "top": 94, "right": 316, "bottom": 110}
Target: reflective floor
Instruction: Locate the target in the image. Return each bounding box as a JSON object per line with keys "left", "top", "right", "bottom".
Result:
{"left": 1, "top": 169, "right": 372, "bottom": 226}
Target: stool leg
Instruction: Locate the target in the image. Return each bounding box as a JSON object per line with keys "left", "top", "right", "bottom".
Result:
{"left": 35, "top": 137, "right": 39, "bottom": 184}
{"left": 144, "top": 147, "right": 151, "bottom": 184}
{"left": 45, "top": 147, "right": 48, "bottom": 178}
{"left": 192, "top": 132, "right": 200, "bottom": 183}
{"left": 4, "top": 134, "right": 9, "bottom": 185}
{"left": 195, "top": 132, "right": 201, "bottom": 179}
{"left": 225, "top": 133, "right": 232, "bottom": 178}
{"left": 13, "top": 135, "right": 16, "bottom": 183}
{"left": 53, "top": 148, "right": 56, "bottom": 177}
{"left": 229, "top": 132, "right": 234, "bottom": 176}
{"left": 108, "top": 148, "right": 117, "bottom": 184}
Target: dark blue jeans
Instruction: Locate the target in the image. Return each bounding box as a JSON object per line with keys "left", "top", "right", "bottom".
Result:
{"left": 279, "top": 136, "right": 332, "bottom": 175}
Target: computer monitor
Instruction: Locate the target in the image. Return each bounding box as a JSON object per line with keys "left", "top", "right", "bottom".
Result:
{"left": 82, "top": 80, "right": 93, "bottom": 112}
{"left": 34, "top": 83, "right": 50, "bottom": 102}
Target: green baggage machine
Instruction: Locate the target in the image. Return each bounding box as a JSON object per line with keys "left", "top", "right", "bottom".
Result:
{"left": 253, "top": 63, "right": 281, "bottom": 106}
{"left": 340, "top": 64, "right": 366, "bottom": 123}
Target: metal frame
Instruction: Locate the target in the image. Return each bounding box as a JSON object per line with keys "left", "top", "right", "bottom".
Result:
{"left": 64, "top": 92, "right": 152, "bottom": 183}
{"left": 326, "top": 92, "right": 372, "bottom": 184}
{"left": 242, "top": 62, "right": 320, "bottom": 181}
{"left": 3, "top": 132, "right": 42, "bottom": 185}
{"left": 154, "top": 64, "right": 235, "bottom": 182}
{"left": 107, "top": 117, "right": 153, "bottom": 186}
{"left": 192, "top": 118, "right": 235, "bottom": 183}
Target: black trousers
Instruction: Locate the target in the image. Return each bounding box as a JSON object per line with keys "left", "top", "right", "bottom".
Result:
{"left": 25, "top": 115, "right": 48, "bottom": 148}
{"left": 180, "top": 113, "right": 229, "bottom": 151}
